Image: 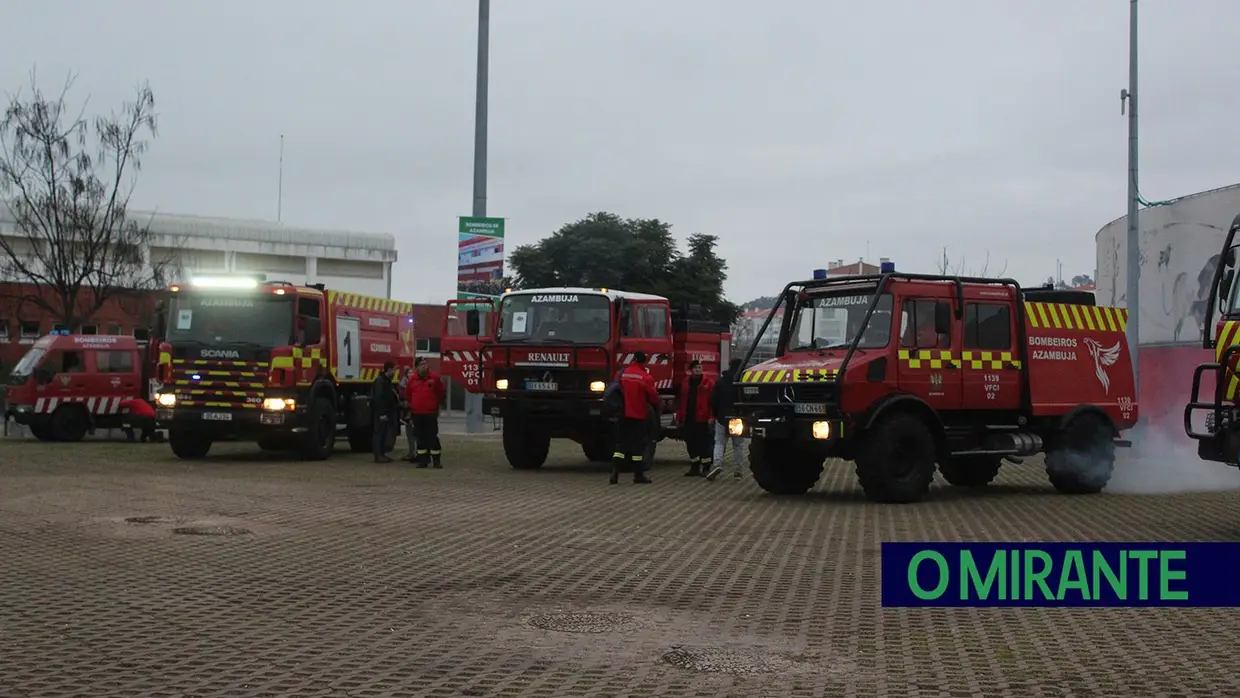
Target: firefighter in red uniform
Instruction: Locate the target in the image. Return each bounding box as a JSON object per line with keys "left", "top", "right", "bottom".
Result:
{"left": 612, "top": 351, "right": 660, "bottom": 485}
{"left": 118, "top": 397, "right": 157, "bottom": 443}
{"left": 675, "top": 360, "right": 715, "bottom": 477}
{"left": 404, "top": 357, "right": 447, "bottom": 468}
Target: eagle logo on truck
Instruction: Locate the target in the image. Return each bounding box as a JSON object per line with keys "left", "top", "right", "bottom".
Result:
{"left": 1082, "top": 337, "right": 1121, "bottom": 394}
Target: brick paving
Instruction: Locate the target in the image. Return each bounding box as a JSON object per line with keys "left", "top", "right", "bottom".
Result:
{"left": 1, "top": 434, "right": 1239, "bottom": 697}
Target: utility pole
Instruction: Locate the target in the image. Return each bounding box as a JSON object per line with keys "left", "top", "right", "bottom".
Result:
{"left": 1122, "top": 0, "right": 1141, "bottom": 401}
{"left": 277, "top": 134, "right": 285, "bottom": 224}
{"left": 465, "top": 0, "right": 490, "bottom": 435}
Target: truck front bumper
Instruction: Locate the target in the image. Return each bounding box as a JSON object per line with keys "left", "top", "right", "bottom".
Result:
{"left": 728, "top": 407, "right": 846, "bottom": 443}
{"left": 483, "top": 394, "right": 607, "bottom": 421}
{"left": 157, "top": 405, "right": 306, "bottom": 439}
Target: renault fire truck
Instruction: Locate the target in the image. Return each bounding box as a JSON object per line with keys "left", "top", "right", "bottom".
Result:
{"left": 440, "top": 287, "right": 732, "bottom": 469}
{"left": 730, "top": 264, "right": 1138, "bottom": 503}
{"left": 1185, "top": 212, "right": 1240, "bottom": 465}
{"left": 152, "top": 275, "right": 416, "bottom": 460}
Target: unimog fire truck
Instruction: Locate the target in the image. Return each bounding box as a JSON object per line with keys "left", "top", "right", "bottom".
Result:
{"left": 1185, "top": 212, "right": 1240, "bottom": 464}
{"left": 440, "top": 287, "right": 732, "bottom": 469}
{"left": 729, "top": 265, "right": 1138, "bottom": 503}
{"left": 151, "top": 275, "right": 416, "bottom": 460}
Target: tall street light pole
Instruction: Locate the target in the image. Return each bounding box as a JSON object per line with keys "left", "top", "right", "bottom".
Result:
{"left": 465, "top": 0, "right": 490, "bottom": 435}
{"left": 1123, "top": 0, "right": 1141, "bottom": 405}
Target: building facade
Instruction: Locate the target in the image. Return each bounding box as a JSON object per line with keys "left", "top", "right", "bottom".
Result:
{"left": 0, "top": 208, "right": 431, "bottom": 371}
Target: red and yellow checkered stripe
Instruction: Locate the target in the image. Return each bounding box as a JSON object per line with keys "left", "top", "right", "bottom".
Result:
{"left": 1215, "top": 320, "right": 1240, "bottom": 400}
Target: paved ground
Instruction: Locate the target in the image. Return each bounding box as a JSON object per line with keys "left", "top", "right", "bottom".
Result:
{"left": 2, "top": 433, "right": 1240, "bottom": 698}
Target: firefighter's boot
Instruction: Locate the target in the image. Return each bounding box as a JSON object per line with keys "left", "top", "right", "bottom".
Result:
{"left": 431, "top": 453, "right": 442, "bottom": 469}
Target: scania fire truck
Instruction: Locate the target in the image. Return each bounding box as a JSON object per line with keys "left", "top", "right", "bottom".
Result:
{"left": 152, "top": 275, "right": 416, "bottom": 460}
{"left": 440, "top": 287, "right": 732, "bottom": 469}
{"left": 1185, "top": 213, "right": 1240, "bottom": 465}
{"left": 730, "top": 265, "right": 1138, "bottom": 503}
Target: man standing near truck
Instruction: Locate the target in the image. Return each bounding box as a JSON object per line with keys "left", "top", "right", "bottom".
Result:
{"left": 676, "top": 360, "right": 715, "bottom": 477}
{"left": 707, "top": 358, "right": 746, "bottom": 481}
{"left": 611, "top": 351, "right": 660, "bottom": 485}
{"left": 370, "top": 361, "right": 400, "bottom": 463}
{"left": 405, "top": 357, "right": 447, "bottom": 468}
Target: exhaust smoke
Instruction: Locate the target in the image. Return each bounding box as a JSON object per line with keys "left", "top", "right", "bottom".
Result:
{"left": 1109, "top": 425, "right": 1240, "bottom": 494}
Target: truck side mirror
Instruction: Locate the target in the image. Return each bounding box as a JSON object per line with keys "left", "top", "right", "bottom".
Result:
{"left": 35, "top": 369, "right": 52, "bottom": 385}
{"left": 465, "top": 309, "right": 481, "bottom": 336}
{"left": 303, "top": 318, "right": 322, "bottom": 345}
{"left": 934, "top": 303, "right": 952, "bottom": 335}
{"left": 1221, "top": 270, "right": 1235, "bottom": 305}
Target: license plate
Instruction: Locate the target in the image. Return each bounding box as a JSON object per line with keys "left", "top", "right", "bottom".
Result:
{"left": 201, "top": 412, "right": 233, "bottom": 421}
{"left": 794, "top": 403, "right": 827, "bottom": 415}
{"left": 525, "top": 381, "right": 558, "bottom": 391}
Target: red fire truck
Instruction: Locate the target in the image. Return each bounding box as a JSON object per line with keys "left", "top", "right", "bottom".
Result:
{"left": 729, "top": 267, "right": 1138, "bottom": 503}
{"left": 1185, "top": 212, "right": 1240, "bottom": 465}
{"left": 151, "top": 275, "right": 416, "bottom": 460}
{"left": 3, "top": 331, "right": 158, "bottom": 441}
{"left": 440, "top": 287, "right": 732, "bottom": 469}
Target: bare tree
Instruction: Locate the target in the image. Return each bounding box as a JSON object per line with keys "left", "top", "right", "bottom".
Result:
{"left": 934, "top": 246, "right": 1008, "bottom": 278}
{"left": 0, "top": 71, "right": 171, "bottom": 330}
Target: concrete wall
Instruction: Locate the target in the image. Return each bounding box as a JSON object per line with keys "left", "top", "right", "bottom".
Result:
{"left": 1095, "top": 183, "right": 1240, "bottom": 347}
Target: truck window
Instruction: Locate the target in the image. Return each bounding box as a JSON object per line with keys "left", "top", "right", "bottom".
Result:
{"left": 496, "top": 294, "right": 611, "bottom": 344}
{"left": 900, "top": 299, "right": 950, "bottom": 349}
{"left": 96, "top": 350, "right": 135, "bottom": 373}
{"left": 964, "top": 303, "right": 1011, "bottom": 350}
{"left": 638, "top": 305, "right": 668, "bottom": 338}
{"left": 53, "top": 350, "right": 85, "bottom": 374}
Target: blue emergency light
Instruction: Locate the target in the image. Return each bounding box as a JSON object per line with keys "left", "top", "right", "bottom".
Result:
{"left": 50, "top": 328, "right": 71, "bottom": 336}
{"left": 812, "top": 268, "right": 828, "bottom": 280}
{"left": 880, "top": 261, "right": 896, "bottom": 273}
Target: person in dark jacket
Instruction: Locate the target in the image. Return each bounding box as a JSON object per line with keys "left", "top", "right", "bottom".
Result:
{"left": 611, "top": 351, "right": 660, "bottom": 485}
{"left": 370, "top": 361, "right": 400, "bottom": 463}
{"left": 676, "top": 360, "right": 716, "bottom": 476}
{"left": 707, "top": 358, "right": 747, "bottom": 480}
{"left": 404, "top": 357, "right": 447, "bottom": 467}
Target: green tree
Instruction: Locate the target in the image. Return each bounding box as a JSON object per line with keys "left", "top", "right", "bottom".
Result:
{"left": 507, "top": 212, "right": 740, "bottom": 325}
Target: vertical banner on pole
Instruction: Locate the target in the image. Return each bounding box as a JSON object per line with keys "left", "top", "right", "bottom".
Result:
{"left": 457, "top": 216, "right": 506, "bottom": 301}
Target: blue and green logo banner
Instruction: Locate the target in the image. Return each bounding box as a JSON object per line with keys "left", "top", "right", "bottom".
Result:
{"left": 881, "top": 542, "right": 1240, "bottom": 607}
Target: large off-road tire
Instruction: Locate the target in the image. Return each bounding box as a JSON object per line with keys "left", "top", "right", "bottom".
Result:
{"left": 296, "top": 397, "right": 337, "bottom": 461}
{"left": 169, "top": 429, "right": 213, "bottom": 459}
{"left": 504, "top": 421, "right": 551, "bottom": 470}
{"left": 582, "top": 437, "right": 613, "bottom": 463}
{"left": 28, "top": 423, "right": 55, "bottom": 442}
{"left": 49, "top": 405, "right": 89, "bottom": 442}
{"left": 938, "top": 455, "right": 1003, "bottom": 488}
{"left": 854, "top": 412, "right": 938, "bottom": 503}
{"left": 1045, "top": 412, "right": 1116, "bottom": 495}
{"left": 748, "top": 438, "right": 825, "bottom": 495}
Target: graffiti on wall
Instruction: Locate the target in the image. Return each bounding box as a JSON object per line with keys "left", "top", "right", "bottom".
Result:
{"left": 1095, "top": 186, "right": 1240, "bottom": 346}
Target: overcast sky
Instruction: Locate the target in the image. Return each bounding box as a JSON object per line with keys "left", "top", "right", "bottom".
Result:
{"left": 4, "top": 0, "right": 1239, "bottom": 304}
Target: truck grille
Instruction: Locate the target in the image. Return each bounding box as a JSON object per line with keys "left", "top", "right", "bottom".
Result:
{"left": 170, "top": 358, "right": 269, "bottom": 409}
{"left": 786, "top": 383, "right": 835, "bottom": 403}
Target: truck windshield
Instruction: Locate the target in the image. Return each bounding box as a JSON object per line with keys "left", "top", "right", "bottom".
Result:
{"left": 6, "top": 346, "right": 46, "bottom": 383}
{"left": 495, "top": 293, "right": 611, "bottom": 344}
{"left": 165, "top": 294, "right": 295, "bottom": 348}
{"left": 788, "top": 289, "right": 894, "bottom": 351}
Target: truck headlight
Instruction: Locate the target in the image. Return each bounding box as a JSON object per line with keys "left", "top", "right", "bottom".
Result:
{"left": 262, "top": 397, "right": 295, "bottom": 411}
{"left": 589, "top": 381, "right": 606, "bottom": 392}
{"left": 495, "top": 378, "right": 509, "bottom": 390}
{"left": 155, "top": 393, "right": 176, "bottom": 407}
{"left": 728, "top": 418, "right": 744, "bottom": 436}
{"left": 811, "top": 420, "right": 832, "bottom": 440}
